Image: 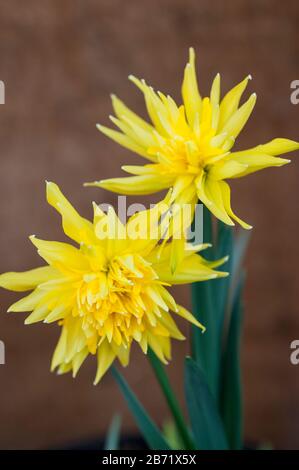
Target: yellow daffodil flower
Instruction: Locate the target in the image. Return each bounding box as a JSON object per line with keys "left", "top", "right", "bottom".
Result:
{"left": 87, "top": 48, "right": 299, "bottom": 229}
{"left": 0, "top": 182, "right": 228, "bottom": 384}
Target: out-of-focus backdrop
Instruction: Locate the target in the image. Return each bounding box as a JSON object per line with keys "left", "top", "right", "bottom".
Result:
{"left": 0, "top": 0, "right": 298, "bottom": 450}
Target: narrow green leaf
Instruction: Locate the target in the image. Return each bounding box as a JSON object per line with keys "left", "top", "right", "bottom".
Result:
{"left": 220, "top": 276, "right": 244, "bottom": 449}
{"left": 191, "top": 206, "right": 218, "bottom": 395}
{"left": 214, "top": 220, "right": 233, "bottom": 315}
{"left": 148, "top": 349, "right": 195, "bottom": 450}
{"left": 225, "top": 229, "right": 250, "bottom": 320}
{"left": 111, "top": 366, "right": 171, "bottom": 450}
{"left": 191, "top": 213, "right": 232, "bottom": 401}
{"left": 184, "top": 357, "right": 228, "bottom": 450}
{"left": 104, "top": 414, "right": 122, "bottom": 450}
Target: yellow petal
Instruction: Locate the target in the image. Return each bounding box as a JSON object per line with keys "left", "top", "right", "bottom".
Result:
{"left": 121, "top": 164, "right": 158, "bottom": 175}
{"left": 112, "top": 343, "right": 130, "bottom": 367}
{"left": 44, "top": 304, "right": 69, "bottom": 323}
{"left": 0, "top": 266, "right": 57, "bottom": 292}
{"left": 221, "top": 93, "right": 256, "bottom": 139}
{"left": 24, "top": 304, "right": 49, "bottom": 324}
{"left": 169, "top": 237, "right": 186, "bottom": 274}
{"left": 234, "top": 138, "right": 299, "bottom": 157}
{"left": 158, "top": 311, "right": 185, "bottom": 340}
{"left": 218, "top": 75, "right": 252, "bottom": 130}
{"left": 228, "top": 153, "right": 290, "bottom": 178}
{"left": 46, "top": 182, "right": 95, "bottom": 244}
{"left": 208, "top": 160, "right": 248, "bottom": 180}
{"left": 147, "top": 332, "right": 169, "bottom": 364}
{"left": 111, "top": 94, "right": 154, "bottom": 133}
{"left": 175, "top": 305, "right": 205, "bottom": 332}
{"left": 29, "top": 236, "right": 88, "bottom": 271}
{"left": 210, "top": 73, "right": 221, "bottom": 106}
{"left": 87, "top": 174, "right": 173, "bottom": 196}
{"left": 65, "top": 319, "right": 86, "bottom": 362}
{"left": 96, "top": 123, "right": 154, "bottom": 160}
{"left": 51, "top": 327, "right": 68, "bottom": 371}
{"left": 110, "top": 114, "right": 156, "bottom": 151}
{"left": 7, "top": 288, "right": 46, "bottom": 312}
{"left": 182, "top": 47, "right": 202, "bottom": 127}
{"left": 196, "top": 174, "right": 234, "bottom": 226}
{"left": 129, "top": 76, "right": 170, "bottom": 136}
{"left": 72, "top": 348, "right": 89, "bottom": 377}
{"left": 155, "top": 252, "right": 228, "bottom": 285}
{"left": 219, "top": 180, "right": 252, "bottom": 229}
{"left": 94, "top": 339, "right": 116, "bottom": 384}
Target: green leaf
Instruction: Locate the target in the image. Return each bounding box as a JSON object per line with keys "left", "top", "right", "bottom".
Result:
{"left": 225, "top": 229, "right": 250, "bottom": 321}
{"left": 148, "top": 349, "right": 195, "bottom": 450}
{"left": 104, "top": 414, "right": 122, "bottom": 450}
{"left": 214, "top": 220, "right": 233, "bottom": 316}
{"left": 184, "top": 357, "right": 228, "bottom": 450}
{"left": 220, "top": 275, "right": 244, "bottom": 450}
{"left": 191, "top": 206, "right": 218, "bottom": 394}
{"left": 191, "top": 214, "right": 232, "bottom": 400}
{"left": 111, "top": 366, "right": 171, "bottom": 450}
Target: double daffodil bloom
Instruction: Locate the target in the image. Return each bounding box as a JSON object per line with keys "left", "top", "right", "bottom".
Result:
{"left": 0, "top": 182, "right": 227, "bottom": 384}
{"left": 87, "top": 48, "right": 299, "bottom": 228}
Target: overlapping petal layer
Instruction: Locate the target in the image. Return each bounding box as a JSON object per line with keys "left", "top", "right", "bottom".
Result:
{"left": 87, "top": 48, "right": 299, "bottom": 228}
{"left": 0, "top": 182, "right": 227, "bottom": 383}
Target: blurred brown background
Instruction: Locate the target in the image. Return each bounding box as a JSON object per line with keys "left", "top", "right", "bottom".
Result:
{"left": 0, "top": 0, "right": 298, "bottom": 449}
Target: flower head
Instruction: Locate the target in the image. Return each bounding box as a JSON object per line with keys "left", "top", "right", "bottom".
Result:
{"left": 0, "top": 182, "right": 227, "bottom": 383}
{"left": 87, "top": 48, "right": 299, "bottom": 228}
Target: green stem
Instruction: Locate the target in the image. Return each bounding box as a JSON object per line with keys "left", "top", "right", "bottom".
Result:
{"left": 148, "top": 349, "right": 195, "bottom": 450}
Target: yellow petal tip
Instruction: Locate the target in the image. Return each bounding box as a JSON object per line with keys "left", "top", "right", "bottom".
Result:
{"left": 84, "top": 181, "right": 101, "bottom": 187}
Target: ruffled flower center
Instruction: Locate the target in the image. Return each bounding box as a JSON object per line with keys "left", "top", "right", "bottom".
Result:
{"left": 75, "top": 253, "right": 171, "bottom": 351}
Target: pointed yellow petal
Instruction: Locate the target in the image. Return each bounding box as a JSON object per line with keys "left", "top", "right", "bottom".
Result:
{"left": 72, "top": 348, "right": 89, "bottom": 377}
{"left": 210, "top": 73, "right": 221, "bottom": 106}
{"left": 44, "top": 304, "right": 69, "bottom": 323}
{"left": 111, "top": 94, "right": 154, "bottom": 133}
{"left": 87, "top": 174, "right": 173, "bottom": 196}
{"left": 155, "top": 252, "right": 228, "bottom": 285}
{"left": 112, "top": 343, "right": 130, "bottom": 367}
{"left": 233, "top": 138, "right": 299, "bottom": 157}
{"left": 46, "top": 182, "right": 95, "bottom": 244}
{"left": 24, "top": 304, "right": 49, "bottom": 324}
{"left": 182, "top": 47, "right": 201, "bottom": 127}
{"left": 169, "top": 237, "right": 186, "bottom": 274}
{"left": 218, "top": 75, "right": 252, "bottom": 130}
{"left": 221, "top": 93, "right": 256, "bottom": 139}
{"left": 51, "top": 327, "right": 68, "bottom": 371}
{"left": 175, "top": 305, "right": 205, "bottom": 332}
{"left": 94, "top": 339, "right": 116, "bottom": 384}
{"left": 129, "top": 76, "right": 170, "bottom": 136}
{"left": 147, "top": 332, "right": 169, "bottom": 364}
{"left": 121, "top": 164, "right": 158, "bottom": 175}
{"left": 209, "top": 160, "right": 248, "bottom": 180}
{"left": 228, "top": 153, "right": 290, "bottom": 178}
{"left": 0, "top": 266, "right": 57, "bottom": 292}
{"left": 96, "top": 123, "right": 155, "bottom": 160}
{"left": 29, "top": 236, "right": 88, "bottom": 271}
{"left": 158, "top": 311, "right": 185, "bottom": 340}
{"left": 219, "top": 180, "right": 252, "bottom": 229}
{"left": 7, "top": 288, "right": 46, "bottom": 312}
{"left": 196, "top": 174, "right": 234, "bottom": 226}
